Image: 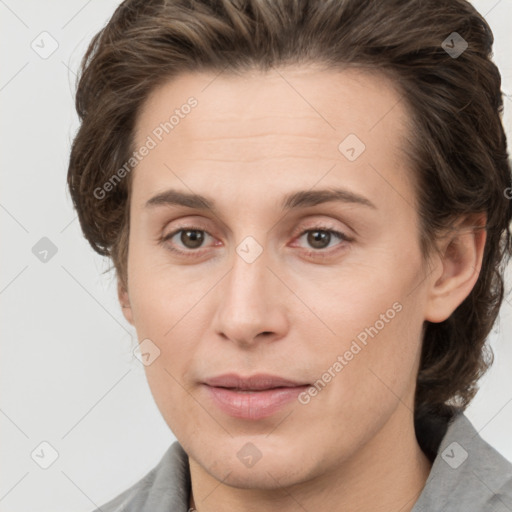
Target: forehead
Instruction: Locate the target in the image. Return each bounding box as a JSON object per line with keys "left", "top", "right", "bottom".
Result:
{"left": 130, "top": 65, "right": 413, "bottom": 209}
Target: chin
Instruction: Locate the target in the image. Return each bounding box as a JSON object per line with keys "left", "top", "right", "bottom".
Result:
{"left": 190, "top": 436, "right": 320, "bottom": 490}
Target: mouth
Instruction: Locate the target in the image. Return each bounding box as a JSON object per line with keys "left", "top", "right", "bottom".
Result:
{"left": 202, "top": 373, "right": 310, "bottom": 420}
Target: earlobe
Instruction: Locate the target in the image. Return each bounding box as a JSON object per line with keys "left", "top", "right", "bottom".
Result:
{"left": 118, "top": 279, "right": 134, "bottom": 326}
{"left": 424, "top": 213, "right": 487, "bottom": 323}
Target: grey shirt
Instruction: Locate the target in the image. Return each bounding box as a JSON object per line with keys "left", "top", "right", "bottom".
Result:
{"left": 93, "top": 413, "right": 512, "bottom": 511}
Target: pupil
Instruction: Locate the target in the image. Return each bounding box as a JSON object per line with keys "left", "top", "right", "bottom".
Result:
{"left": 182, "top": 230, "right": 204, "bottom": 248}
{"left": 308, "top": 230, "right": 330, "bottom": 249}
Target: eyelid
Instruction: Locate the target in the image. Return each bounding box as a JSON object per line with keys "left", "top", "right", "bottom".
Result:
{"left": 290, "top": 219, "right": 353, "bottom": 240}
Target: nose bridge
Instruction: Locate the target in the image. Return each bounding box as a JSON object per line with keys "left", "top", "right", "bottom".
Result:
{"left": 212, "top": 235, "right": 287, "bottom": 345}
{"left": 227, "top": 238, "right": 272, "bottom": 318}
{"left": 222, "top": 203, "right": 274, "bottom": 306}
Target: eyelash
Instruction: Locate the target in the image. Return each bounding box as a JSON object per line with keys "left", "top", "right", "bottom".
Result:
{"left": 161, "top": 223, "right": 352, "bottom": 259}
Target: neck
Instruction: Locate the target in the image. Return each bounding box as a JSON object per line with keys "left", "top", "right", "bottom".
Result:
{"left": 188, "top": 408, "right": 432, "bottom": 512}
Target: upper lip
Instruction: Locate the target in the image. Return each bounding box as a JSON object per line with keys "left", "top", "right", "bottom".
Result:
{"left": 203, "top": 373, "right": 309, "bottom": 391}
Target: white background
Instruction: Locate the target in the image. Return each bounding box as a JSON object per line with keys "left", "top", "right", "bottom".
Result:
{"left": 1, "top": 1, "right": 511, "bottom": 511}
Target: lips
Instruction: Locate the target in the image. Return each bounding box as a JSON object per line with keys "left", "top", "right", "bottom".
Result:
{"left": 202, "top": 373, "right": 310, "bottom": 420}
{"left": 203, "top": 373, "right": 309, "bottom": 391}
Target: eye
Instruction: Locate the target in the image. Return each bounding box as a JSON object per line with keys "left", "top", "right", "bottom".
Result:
{"left": 161, "top": 226, "right": 216, "bottom": 255}
{"left": 160, "top": 223, "right": 352, "bottom": 258}
{"left": 293, "top": 225, "right": 352, "bottom": 256}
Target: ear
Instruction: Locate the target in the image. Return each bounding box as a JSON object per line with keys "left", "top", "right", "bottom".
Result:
{"left": 118, "top": 279, "right": 134, "bottom": 326}
{"left": 424, "top": 213, "right": 487, "bottom": 323}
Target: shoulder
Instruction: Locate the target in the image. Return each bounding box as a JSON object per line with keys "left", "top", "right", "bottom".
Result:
{"left": 90, "top": 441, "right": 191, "bottom": 512}
{"left": 413, "top": 413, "right": 512, "bottom": 512}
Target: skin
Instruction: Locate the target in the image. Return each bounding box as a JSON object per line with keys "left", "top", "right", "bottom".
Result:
{"left": 119, "top": 64, "right": 486, "bottom": 512}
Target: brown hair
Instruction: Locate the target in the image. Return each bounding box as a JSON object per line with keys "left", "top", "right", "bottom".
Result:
{"left": 67, "top": 0, "right": 512, "bottom": 448}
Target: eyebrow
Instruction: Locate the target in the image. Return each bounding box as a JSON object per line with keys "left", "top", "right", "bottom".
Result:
{"left": 145, "top": 187, "right": 377, "bottom": 212}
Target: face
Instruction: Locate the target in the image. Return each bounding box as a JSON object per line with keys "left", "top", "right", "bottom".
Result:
{"left": 122, "top": 65, "right": 434, "bottom": 489}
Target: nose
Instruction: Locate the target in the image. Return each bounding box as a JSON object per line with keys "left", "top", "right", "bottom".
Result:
{"left": 211, "top": 242, "right": 289, "bottom": 348}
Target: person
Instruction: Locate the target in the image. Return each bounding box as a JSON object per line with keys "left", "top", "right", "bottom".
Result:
{"left": 67, "top": 0, "right": 512, "bottom": 510}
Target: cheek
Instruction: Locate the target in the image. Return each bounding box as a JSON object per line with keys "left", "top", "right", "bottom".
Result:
{"left": 126, "top": 237, "right": 200, "bottom": 331}
{"left": 304, "top": 248, "right": 425, "bottom": 410}
{"left": 326, "top": 298, "right": 423, "bottom": 422}
{"left": 137, "top": 326, "right": 200, "bottom": 439}
{"left": 297, "top": 306, "right": 423, "bottom": 454}
{"left": 306, "top": 253, "right": 422, "bottom": 354}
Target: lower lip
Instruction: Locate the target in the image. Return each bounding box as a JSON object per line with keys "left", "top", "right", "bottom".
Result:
{"left": 203, "top": 384, "right": 309, "bottom": 420}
